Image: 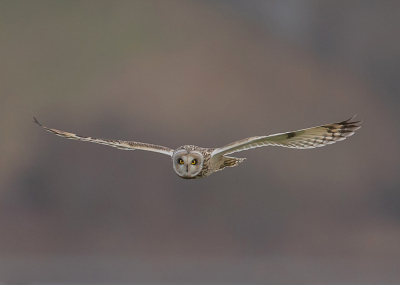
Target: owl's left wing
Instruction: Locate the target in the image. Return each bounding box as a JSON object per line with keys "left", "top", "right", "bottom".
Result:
{"left": 211, "top": 116, "right": 361, "bottom": 157}
{"left": 34, "top": 117, "right": 174, "bottom": 156}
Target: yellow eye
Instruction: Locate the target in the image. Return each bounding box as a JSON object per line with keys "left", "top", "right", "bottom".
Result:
{"left": 191, "top": 159, "right": 197, "bottom": 165}
{"left": 178, "top": 158, "right": 184, "bottom": 165}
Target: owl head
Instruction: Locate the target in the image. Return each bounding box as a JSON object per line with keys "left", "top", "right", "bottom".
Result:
{"left": 172, "top": 149, "right": 204, "bottom": 179}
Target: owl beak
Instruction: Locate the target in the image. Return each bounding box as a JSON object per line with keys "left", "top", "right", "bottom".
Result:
{"left": 186, "top": 165, "right": 188, "bottom": 172}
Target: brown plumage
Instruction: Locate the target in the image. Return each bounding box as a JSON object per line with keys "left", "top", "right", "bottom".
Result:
{"left": 34, "top": 116, "right": 361, "bottom": 179}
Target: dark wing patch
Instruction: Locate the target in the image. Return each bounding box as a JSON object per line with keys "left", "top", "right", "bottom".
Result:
{"left": 286, "top": 132, "right": 296, "bottom": 139}
{"left": 212, "top": 116, "right": 362, "bottom": 157}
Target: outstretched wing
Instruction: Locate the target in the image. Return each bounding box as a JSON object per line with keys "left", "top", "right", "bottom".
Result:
{"left": 33, "top": 117, "right": 174, "bottom": 156}
{"left": 211, "top": 116, "right": 361, "bottom": 157}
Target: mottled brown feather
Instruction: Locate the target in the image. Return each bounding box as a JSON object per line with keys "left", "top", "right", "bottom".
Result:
{"left": 33, "top": 117, "right": 174, "bottom": 156}
{"left": 212, "top": 116, "right": 362, "bottom": 157}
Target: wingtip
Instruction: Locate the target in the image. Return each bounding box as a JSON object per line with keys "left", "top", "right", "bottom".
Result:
{"left": 33, "top": 116, "right": 42, "bottom": 126}
{"left": 342, "top": 115, "right": 362, "bottom": 124}
{"left": 346, "top": 114, "right": 356, "bottom": 122}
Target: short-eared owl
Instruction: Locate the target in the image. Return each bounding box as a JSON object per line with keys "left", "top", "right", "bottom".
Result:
{"left": 34, "top": 116, "right": 361, "bottom": 179}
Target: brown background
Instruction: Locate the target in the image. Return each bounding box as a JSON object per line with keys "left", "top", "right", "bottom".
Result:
{"left": 1, "top": 0, "right": 400, "bottom": 284}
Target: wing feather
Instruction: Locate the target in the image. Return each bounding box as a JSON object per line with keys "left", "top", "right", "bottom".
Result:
{"left": 33, "top": 117, "right": 174, "bottom": 156}
{"left": 211, "top": 116, "right": 361, "bottom": 157}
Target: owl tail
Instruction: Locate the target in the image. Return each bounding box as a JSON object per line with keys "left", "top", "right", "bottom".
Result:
{"left": 222, "top": 156, "right": 246, "bottom": 168}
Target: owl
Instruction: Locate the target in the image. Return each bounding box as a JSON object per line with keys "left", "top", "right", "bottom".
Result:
{"left": 34, "top": 116, "right": 361, "bottom": 179}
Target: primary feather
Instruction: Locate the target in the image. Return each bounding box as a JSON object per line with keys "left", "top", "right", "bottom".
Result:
{"left": 33, "top": 117, "right": 174, "bottom": 156}
{"left": 211, "top": 116, "right": 361, "bottom": 157}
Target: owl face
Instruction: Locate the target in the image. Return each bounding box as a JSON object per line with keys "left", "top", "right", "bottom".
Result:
{"left": 172, "top": 149, "right": 204, "bottom": 179}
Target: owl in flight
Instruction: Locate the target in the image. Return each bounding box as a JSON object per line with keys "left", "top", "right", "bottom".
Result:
{"left": 34, "top": 116, "right": 361, "bottom": 179}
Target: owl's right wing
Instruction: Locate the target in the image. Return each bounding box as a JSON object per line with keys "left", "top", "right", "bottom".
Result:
{"left": 211, "top": 116, "right": 361, "bottom": 158}
{"left": 34, "top": 117, "right": 174, "bottom": 156}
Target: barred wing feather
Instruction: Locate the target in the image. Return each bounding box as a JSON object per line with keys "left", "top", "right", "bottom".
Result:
{"left": 211, "top": 116, "right": 361, "bottom": 157}
{"left": 33, "top": 117, "right": 174, "bottom": 156}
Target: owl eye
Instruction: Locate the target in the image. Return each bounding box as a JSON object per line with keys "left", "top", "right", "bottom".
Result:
{"left": 191, "top": 159, "right": 197, "bottom": 165}
{"left": 178, "top": 158, "right": 184, "bottom": 165}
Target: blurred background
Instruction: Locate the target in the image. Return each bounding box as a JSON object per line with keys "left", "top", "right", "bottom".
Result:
{"left": 1, "top": 0, "right": 399, "bottom": 284}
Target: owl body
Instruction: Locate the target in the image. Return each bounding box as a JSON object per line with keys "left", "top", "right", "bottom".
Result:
{"left": 171, "top": 145, "right": 245, "bottom": 179}
{"left": 34, "top": 116, "right": 361, "bottom": 179}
